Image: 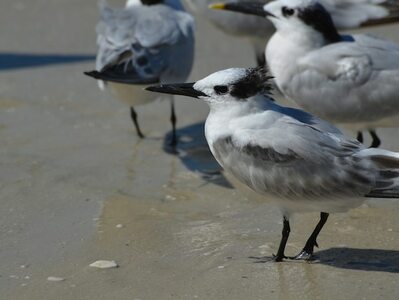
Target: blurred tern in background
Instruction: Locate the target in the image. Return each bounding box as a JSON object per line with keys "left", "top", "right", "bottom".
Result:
{"left": 201, "top": 0, "right": 399, "bottom": 66}
{"left": 146, "top": 67, "right": 399, "bottom": 261}
{"left": 211, "top": 0, "right": 399, "bottom": 147}
{"left": 85, "top": 0, "right": 195, "bottom": 146}
{"left": 186, "top": 0, "right": 272, "bottom": 65}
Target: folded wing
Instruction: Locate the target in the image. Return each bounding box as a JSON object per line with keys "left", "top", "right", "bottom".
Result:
{"left": 93, "top": 3, "right": 194, "bottom": 85}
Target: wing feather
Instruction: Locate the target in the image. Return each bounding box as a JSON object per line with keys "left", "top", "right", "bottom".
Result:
{"left": 94, "top": 3, "right": 194, "bottom": 84}
{"left": 211, "top": 110, "right": 375, "bottom": 200}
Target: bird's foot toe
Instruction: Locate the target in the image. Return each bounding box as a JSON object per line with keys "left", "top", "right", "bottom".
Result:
{"left": 272, "top": 253, "right": 287, "bottom": 262}
{"left": 289, "top": 250, "right": 314, "bottom": 261}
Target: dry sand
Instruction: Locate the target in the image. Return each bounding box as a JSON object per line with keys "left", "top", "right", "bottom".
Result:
{"left": 1, "top": 1, "right": 399, "bottom": 299}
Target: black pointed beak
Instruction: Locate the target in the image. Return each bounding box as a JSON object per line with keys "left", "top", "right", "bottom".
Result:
{"left": 145, "top": 83, "right": 207, "bottom": 98}
{"left": 209, "top": 2, "right": 274, "bottom": 18}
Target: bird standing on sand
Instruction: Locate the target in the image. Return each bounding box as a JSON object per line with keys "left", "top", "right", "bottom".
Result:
{"left": 210, "top": 0, "right": 399, "bottom": 147}
{"left": 146, "top": 67, "right": 399, "bottom": 261}
{"left": 85, "top": 0, "right": 195, "bottom": 146}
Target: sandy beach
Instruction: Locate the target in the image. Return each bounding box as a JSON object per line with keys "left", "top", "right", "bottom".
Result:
{"left": 1, "top": 1, "right": 399, "bottom": 299}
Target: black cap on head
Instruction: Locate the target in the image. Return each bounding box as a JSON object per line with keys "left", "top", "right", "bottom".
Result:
{"left": 230, "top": 67, "right": 273, "bottom": 99}
{"left": 298, "top": 3, "right": 341, "bottom": 43}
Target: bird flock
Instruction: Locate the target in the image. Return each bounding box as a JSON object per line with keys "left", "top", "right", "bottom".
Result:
{"left": 85, "top": 0, "right": 399, "bottom": 261}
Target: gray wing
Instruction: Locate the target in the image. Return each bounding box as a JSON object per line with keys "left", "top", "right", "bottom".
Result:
{"left": 212, "top": 111, "right": 375, "bottom": 199}
{"left": 320, "top": 0, "right": 399, "bottom": 28}
{"left": 299, "top": 35, "right": 399, "bottom": 82}
{"left": 289, "top": 35, "right": 399, "bottom": 122}
{"left": 95, "top": 3, "right": 194, "bottom": 84}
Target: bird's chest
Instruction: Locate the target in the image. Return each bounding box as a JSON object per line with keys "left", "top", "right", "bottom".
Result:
{"left": 266, "top": 34, "right": 310, "bottom": 92}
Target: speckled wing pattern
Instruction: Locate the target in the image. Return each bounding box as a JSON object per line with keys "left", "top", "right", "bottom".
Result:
{"left": 94, "top": 3, "right": 193, "bottom": 84}
{"left": 210, "top": 108, "right": 399, "bottom": 201}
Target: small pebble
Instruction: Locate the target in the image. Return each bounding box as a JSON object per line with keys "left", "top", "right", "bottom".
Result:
{"left": 116, "top": 224, "right": 124, "bottom": 228}
{"left": 89, "top": 260, "right": 119, "bottom": 269}
{"left": 165, "top": 195, "right": 176, "bottom": 201}
{"left": 217, "top": 265, "right": 225, "bottom": 269}
{"left": 47, "top": 276, "right": 65, "bottom": 282}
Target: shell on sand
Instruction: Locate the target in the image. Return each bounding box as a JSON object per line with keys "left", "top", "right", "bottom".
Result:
{"left": 89, "top": 260, "right": 119, "bottom": 269}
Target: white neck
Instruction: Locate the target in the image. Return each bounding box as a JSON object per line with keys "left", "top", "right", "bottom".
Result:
{"left": 266, "top": 30, "right": 326, "bottom": 91}
{"left": 205, "top": 96, "right": 271, "bottom": 145}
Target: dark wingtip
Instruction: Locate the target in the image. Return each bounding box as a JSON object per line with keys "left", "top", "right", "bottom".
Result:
{"left": 84, "top": 70, "right": 103, "bottom": 79}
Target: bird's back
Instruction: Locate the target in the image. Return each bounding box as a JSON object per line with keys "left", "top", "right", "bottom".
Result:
{"left": 205, "top": 99, "right": 379, "bottom": 213}
{"left": 96, "top": 3, "right": 194, "bottom": 82}
{"left": 268, "top": 31, "right": 399, "bottom": 126}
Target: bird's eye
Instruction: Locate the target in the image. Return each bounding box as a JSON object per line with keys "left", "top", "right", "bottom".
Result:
{"left": 281, "top": 6, "right": 294, "bottom": 17}
{"left": 214, "top": 85, "right": 228, "bottom": 95}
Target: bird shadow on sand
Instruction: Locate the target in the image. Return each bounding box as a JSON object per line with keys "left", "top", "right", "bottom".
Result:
{"left": 0, "top": 52, "right": 95, "bottom": 71}
{"left": 163, "top": 121, "right": 233, "bottom": 189}
{"left": 249, "top": 247, "right": 399, "bottom": 273}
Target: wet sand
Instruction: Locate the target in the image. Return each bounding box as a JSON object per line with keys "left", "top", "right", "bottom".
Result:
{"left": 1, "top": 1, "right": 399, "bottom": 299}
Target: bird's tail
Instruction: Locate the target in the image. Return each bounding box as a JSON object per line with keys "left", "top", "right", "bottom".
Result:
{"left": 358, "top": 148, "right": 399, "bottom": 198}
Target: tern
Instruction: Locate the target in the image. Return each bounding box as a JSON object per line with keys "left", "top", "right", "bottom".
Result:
{"left": 85, "top": 0, "right": 195, "bottom": 146}
{"left": 202, "top": 0, "right": 399, "bottom": 66}
{"left": 210, "top": 0, "right": 399, "bottom": 147}
{"left": 146, "top": 67, "right": 399, "bottom": 261}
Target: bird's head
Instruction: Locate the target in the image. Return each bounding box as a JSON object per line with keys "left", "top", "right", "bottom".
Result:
{"left": 146, "top": 67, "right": 273, "bottom": 109}
{"left": 210, "top": 0, "right": 341, "bottom": 44}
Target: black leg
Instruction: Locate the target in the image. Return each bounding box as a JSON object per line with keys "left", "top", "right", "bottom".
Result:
{"left": 291, "top": 212, "right": 329, "bottom": 261}
{"left": 169, "top": 99, "right": 177, "bottom": 147}
{"left": 273, "top": 216, "right": 290, "bottom": 262}
{"left": 130, "top": 107, "right": 144, "bottom": 138}
{"left": 369, "top": 129, "right": 381, "bottom": 148}
{"left": 256, "top": 51, "right": 266, "bottom": 67}
{"left": 356, "top": 131, "right": 363, "bottom": 143}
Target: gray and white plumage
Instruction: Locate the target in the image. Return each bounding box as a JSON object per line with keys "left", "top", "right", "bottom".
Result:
{"left": 202, "top": 0, "right": 398, "bottom": 65}
{"left": 86, "top": 0, "right": 194, "bottom": 142}
{"left": 146, "top": 67, "right": 399, "bottom": 259}
{"left": 95, "top": 0, "right": 194, "bottom": 87}
{"left": 147, "top": 67, "right": 399, "bottom": 214}
{"left": 270, "top": 33, "right": 399, "bottom": 125}
{"left": 213, "top": 0, "right": 399, "bottom": 145}
{"left": 262, "top": 0, "right": 399, "bottom": 141}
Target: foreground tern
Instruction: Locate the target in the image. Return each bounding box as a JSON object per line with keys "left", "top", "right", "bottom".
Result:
{"left": 202, "top": 0, "right": 399, "bottom": 66}
{"left": 85, "top": 0, "right": 195, "bottom": 146}
{"left": 210, "top": 0, "right": 399, "bottom": 147}
{"left": 146, "top": 67, "right": 399, "bottom": 261}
